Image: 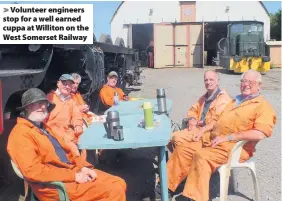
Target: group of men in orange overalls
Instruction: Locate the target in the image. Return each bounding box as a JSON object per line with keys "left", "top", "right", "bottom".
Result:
{"left": 7, "top": 68, "right": 277, "bottom": 201}
{"left": 7, "top": 71, "right": 128, "bottom": 201}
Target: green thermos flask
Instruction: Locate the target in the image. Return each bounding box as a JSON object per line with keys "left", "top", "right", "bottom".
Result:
{"left": 143, "top": 102, "right": 154, "bottom": 129}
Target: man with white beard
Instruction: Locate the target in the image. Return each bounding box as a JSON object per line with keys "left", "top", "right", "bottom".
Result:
{"left": 7, "top": 88, "right": 127, "bottom": 201}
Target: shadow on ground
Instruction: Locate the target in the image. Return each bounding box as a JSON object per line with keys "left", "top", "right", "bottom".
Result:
{"left": 96, "top": 148, "right": 158, "bottom": 201}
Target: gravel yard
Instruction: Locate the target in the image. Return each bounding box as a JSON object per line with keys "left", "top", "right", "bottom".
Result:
{"left": 124, "top": 66, "right": 281, "bottom": 201}
{"left": 0, "top": 66, "right": 280, "bottom": 201}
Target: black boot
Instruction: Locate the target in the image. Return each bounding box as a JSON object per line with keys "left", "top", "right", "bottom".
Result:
{"left": 141, "top": 183, "right": 173, "bottom": 201}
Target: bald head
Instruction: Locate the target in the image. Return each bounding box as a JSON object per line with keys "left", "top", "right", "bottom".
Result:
{"left": 204, "top": 70, "right": 220, "bottom": 93}
{"left": 240, "top": 70, "right": 262, "bottom": 97}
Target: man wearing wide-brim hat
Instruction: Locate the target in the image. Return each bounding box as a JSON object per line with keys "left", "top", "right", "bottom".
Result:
{"left": 7, "top": 88, "right": 127, "bottom": 201}
{"left": 99, "top": 71, "right": 129, "bottom": 108}
{"left": 16, "top": 87, "right": 55, "bottom": 115}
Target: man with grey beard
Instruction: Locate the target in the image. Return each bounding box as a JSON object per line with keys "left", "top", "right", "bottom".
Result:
{"left": 7, "top": 88, "right": 126, "bottom": 201}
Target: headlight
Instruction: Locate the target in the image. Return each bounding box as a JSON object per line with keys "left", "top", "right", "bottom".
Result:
{"left": 233, "top": 55, "right": 242, "bottom": 62}
{"left": 262, "top": 56, "right": 270, "bottom": 62}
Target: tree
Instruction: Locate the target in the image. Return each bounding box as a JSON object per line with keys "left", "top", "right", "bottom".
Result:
{"left": 270, "top": 9, "right": 281, "bottom": 41}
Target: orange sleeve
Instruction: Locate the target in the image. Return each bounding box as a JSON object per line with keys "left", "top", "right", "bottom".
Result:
{"left": 71, "top": 94, "right": 79, "bottom": 106}
{"left": 213, "top": 93, "right": 232, "bottom": 121}
{"left": 46, "top": 91, "right": 54, "bottom": 102}
{"left": 76, "top": 93, "right": 87, "bottom": 105}
{"left": 72, "top": 156, "right": 94, "bottom": 169}
{"left": 7, "top": 128, "right": 76, "bottom": 183}
{"left": 70, "top": 101, "right": 83, "bottom": 134}
{"left": 117, "top": 88, "right": 125, "bottom": 99}
{"left": 99, "top": 87, "right": 114, "bottom": 107}
{"left": 253, "top": 101, "right": 277, "bottom": 137}
{"left": 187, "top": 99, "right": 202, "bottom": 120}
{"left": 46, "top": 126, "right": 94, "bottom": 169}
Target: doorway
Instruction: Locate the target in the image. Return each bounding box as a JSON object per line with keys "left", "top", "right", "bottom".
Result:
{"left": 132, "top": 23, "right": 154, "bottom": 67}
{"left": 204, "top": 22, "right": 229, "bottom": 66}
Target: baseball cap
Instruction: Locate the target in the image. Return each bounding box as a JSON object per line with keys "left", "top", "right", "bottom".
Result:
{"left": 59, "top": 74, "right": 74, "bottom": 82}
{"left": 108, "top": 71, "right": 118, "bottom": 77}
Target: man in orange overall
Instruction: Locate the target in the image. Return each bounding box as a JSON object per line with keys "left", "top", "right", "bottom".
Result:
{"left": 168, "top": 70, "right": 232, "bottom": 152}
{"left": 7, "top": 88, "right": 126, "bottom": 201}
{"left": 142, "top": 69, "right": 277, "bottom": 201}
{"left": 99, "top": 71, "right": 129, "bottom": 108}
{"left": 71, "top": 73, "right": 106, "bottom": 126}
{"left": 71, "top": 73, "right": 105, "bottom": 162}
{"left": 45, "top": 74, "right": 84, "bottom": 156}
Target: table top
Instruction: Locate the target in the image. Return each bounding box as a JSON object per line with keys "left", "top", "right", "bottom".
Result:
{"left": 78, "top": 113, "right": 171, "bottom": 150}
{"left": 105, "top": 98, "right": 172, "bottom": 116}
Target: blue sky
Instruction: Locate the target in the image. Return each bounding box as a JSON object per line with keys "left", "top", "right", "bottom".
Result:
{"left": 0, "top": 1, "right": 281, "bottom": 40}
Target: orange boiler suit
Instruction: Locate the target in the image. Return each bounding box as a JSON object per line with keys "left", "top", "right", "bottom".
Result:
{"left": 171, "top": 89, "right": 232, "bottom": 146}
{"left": 7, "top": 117, "right": 126, "bottom": 201}
{"left": 166, "top": 95, "right": 277, "bottom": 201}
{"left": 46, "top": 90, "right": 83, "bottom": 144}
{"left": 71, "top": 91, "right": 105, "bottom": 160}
{"left": 99, "top": 85, "right": 126, "bottom": 107}
{"left": 71, "top": 91, "right": 96, "bottom": 125}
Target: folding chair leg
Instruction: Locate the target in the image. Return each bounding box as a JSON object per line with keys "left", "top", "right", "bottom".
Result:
{"left": 230, "top": 170, "right": 238, "bottom": 193}
{"left": 219, "top": 165, "right": 231, "bottom": 201}
{"left": 95, "top": 149, "right": 99, "bottom": 164}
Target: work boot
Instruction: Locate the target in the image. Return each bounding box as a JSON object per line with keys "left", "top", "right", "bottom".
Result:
{"left": 141, "top": 183, "right": 173, "bottom": 201}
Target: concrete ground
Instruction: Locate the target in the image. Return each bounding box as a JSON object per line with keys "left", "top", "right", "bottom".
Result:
{"left": 0, "top": 66, "right": 280, "bottom": 201}
{"left": 125, "top": 66, "right": 281, "bottom": 201}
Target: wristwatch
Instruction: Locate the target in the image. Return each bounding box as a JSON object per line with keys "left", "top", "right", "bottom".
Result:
{"left": 187, "top": 117, "right": 196, "bottom": 122}
{"left": 227, "top": 135, "right": 233, "bottom": 141}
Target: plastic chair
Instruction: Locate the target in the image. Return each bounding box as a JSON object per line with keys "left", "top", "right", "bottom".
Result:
{"left": 218, "top": 140, "right": 259, "bottom": 201}
{"left": 169, "top": 118, "right": 259, "bottom": 201}
{"left": 11, "top": 160, "right": 70, "bottom": 201}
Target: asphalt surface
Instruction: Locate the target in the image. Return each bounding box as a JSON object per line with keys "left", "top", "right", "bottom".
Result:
{"left": 0, "top": 67, "right": 280, "bottom": 201}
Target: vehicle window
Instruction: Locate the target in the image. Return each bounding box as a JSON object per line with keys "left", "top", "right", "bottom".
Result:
{"left": 231, "top": 24, "right": 244, "bottom": 33}
{"left": 250, "top": 24, "right": 258, "bottom": 32}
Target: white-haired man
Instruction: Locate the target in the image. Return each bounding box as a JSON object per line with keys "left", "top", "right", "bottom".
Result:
{"left": 143, "top": 69, "right": 277, "bottom": 201}
{"left": 71, "top": 73, "right": 105, "bottom": 125}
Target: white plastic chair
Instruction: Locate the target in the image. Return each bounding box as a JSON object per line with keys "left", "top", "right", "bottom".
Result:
{"left": 218, "top": 140, "right": 259, "bottom": 201}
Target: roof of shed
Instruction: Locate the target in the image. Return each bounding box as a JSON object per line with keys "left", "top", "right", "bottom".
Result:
{"left": 110, "top": 1, "right": 270, "bottom": 23}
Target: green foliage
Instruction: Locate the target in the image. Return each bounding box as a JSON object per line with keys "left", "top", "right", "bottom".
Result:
{"left": 270, "top": 9, "right": 281, "bottom": 41}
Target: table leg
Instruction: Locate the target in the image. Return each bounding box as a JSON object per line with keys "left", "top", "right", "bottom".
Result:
{"left": 159, "top": 146, "right": 169, "bottom": 201}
